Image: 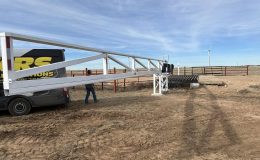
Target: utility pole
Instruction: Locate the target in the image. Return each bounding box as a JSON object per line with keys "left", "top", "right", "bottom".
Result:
{"left": 208, "top": 49, "right": 211, "bottom": 66}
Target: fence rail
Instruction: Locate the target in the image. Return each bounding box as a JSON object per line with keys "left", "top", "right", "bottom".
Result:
{"left": 68, "top": 65, "right": 260, "bottom": 93}
{"left": 173, "top": 65, "right": 260, "bottom": 76}
{"left": 67, "top": 68, "right": 152, "bottom": 92}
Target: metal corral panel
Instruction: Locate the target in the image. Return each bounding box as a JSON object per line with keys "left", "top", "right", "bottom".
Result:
{"left": 168, "top": 75, "right": 199, "bottom": 87}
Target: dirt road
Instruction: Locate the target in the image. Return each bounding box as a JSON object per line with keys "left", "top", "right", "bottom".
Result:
{"left": 0, "top": 76, "right": 259, "bottom": 159}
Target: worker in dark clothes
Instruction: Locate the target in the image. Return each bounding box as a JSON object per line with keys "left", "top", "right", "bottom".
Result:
{"left": 84, "top": 70, "right": 97, "bottom": 104}
{"left": 85, "top": 83, "right": 97, "bottom": 104}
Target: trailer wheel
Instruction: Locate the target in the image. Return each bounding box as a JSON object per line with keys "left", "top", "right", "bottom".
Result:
{"left": 8, "top": 98, "right": 31, "bottom": 116}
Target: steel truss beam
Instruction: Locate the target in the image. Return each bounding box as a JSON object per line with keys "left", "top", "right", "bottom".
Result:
{"left": 0, "top": 32, "right": 162, "bottom": 61}
{"left": 150, "top": 60, "right": 159, "bottom": 69}
{"left": 0, "top": 32, "right": 166, "bottom": 96}
{"left": 107, "top": 55, "right": 132, "bottom": 71}
{"left": 12, "top": 54, "right": 105, "bottom": 80}
{"left": 134, "top": 58, "right": 148, "bottom": 69}
{"left": 9, "top": 71, "right": 158, "bottom": 95}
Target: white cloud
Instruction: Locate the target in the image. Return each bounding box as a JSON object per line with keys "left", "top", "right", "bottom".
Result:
{"left": 0, "top": 0, "right": 259, "bottom": 66}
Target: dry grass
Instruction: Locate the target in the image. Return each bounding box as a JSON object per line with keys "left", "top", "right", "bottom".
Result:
{"left": 0, "top": 75, "right": 259, "bottom": 159}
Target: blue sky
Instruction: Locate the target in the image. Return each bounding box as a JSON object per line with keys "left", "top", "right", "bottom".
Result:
{"left": 0, "top": 0, "right": 260, "bottom": 69}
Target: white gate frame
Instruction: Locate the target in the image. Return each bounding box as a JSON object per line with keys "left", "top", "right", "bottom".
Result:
{"left": 0, "top": 32, "right": 167, "bottom": 96}
{"left": 152, "top": 73, "right": 169, "bottom": 96}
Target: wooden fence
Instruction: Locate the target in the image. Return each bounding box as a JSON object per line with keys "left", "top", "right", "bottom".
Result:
{"left": 67, "top": 65, "right": 260, "bottom": 93}
{"left": 173, "top": 65, "right": 253, "bottom": 76}
{"left": 67, "top": 68, "right": 152, "bottom": 93}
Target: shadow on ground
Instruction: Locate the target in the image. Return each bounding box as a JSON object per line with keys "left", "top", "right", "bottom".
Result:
{"left": 177, "top": 86, "right": 241, "bottom": 159}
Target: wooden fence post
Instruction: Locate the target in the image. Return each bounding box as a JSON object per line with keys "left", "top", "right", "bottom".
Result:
{"left": 191, "top": 67, "right": 194, "bottom": 75}
{"left": 72, "top": 74, "right": 75, "bottom": 89}
{"left": 124, "top": 69, "right": 126, "bottom": 90}
{"left": 70, "top": 70, "right": 73, "bottom": 77}
{"left": 203, "top": 67, "right": 206, "bottom": 75}
{"left": 184, "top": 67, "right": 186, "bottom": 75}
{"left": 225, "top": 67, "right": 227, "bottom": 76}
{"left": 113, "top": 67, "right": 117, "bottom": 93}
{"left": 246, "top": 65, "right": 249, "bottom": 75}
{"left": 137, "top": 69, "right": 139, "bottom": 82}
{"left": 85, "top": 68, "right": 88, "bottom": 76}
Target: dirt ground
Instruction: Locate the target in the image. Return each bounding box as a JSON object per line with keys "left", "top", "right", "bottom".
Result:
{"left": 0, "top": 75, "right": 259, "bottom": 160}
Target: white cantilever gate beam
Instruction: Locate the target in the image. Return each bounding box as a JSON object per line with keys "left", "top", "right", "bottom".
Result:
{"left": 9, "top": 71, "right": 157, "bottom": 95}
{"left": 0, "top": 32, "right": 161, "bottom": 61}
{"left": 134, "top": 58, "right": 148, "bottom": 69}
{"left": 0, "top": 32, "right": 166, "bottom": 96}
{"left": 11, "top": 54, "right": 106, "bottom": 80}
{"left": 107, "top": 55, "right": 132, "bottom": 71}
{"left": 150, "top": 60, "right": 159, "bottom": 69}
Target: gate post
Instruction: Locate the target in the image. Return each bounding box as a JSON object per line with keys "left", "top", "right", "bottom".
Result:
{"left": 1, "top": 36, "right": 14, "bottom": 96}
{"left": 103, "top": 53, "right": 108, "bottom": 75}
{"left": 152, "top": 73, "right": 168, "bottom": 96}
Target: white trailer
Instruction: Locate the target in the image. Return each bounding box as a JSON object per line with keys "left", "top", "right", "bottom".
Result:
{"left": 0, "top": 32, "right": 168, "bottom": 96}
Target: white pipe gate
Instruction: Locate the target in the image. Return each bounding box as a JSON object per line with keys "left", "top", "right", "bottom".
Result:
{"left": 0, "top": 32, "right": 169, "bottom": 96}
